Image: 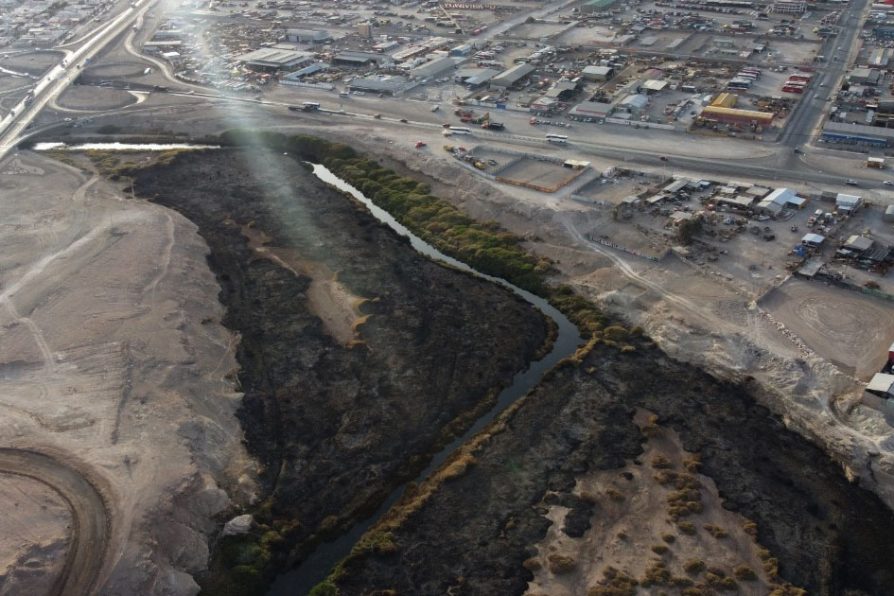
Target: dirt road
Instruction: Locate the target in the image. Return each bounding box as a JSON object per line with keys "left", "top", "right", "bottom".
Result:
{"left": 0, "top": 449, "right": 110, "bottom": 596}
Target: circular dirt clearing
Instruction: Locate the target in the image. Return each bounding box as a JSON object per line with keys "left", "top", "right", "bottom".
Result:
{"left": 82, "top": 61, "right": 148, "bottom": 79}
{"left": 761, "top": 278, "right": 894, "bottom": 377}
{"left": 0, "top": 474, "right": 72, "bottom": 595}
{"left": 57, "top": 86, "right": 138, "bottom": 111}
{"left": 0, "top": 50, "right": 64, "bottom": 75}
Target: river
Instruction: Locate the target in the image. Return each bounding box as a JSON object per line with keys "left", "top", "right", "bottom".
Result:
{"left": 266, "top": 165, "right": 585, "bottom": 595}
{"left": 33, "top": 142, "right": 219, "bottom": 151}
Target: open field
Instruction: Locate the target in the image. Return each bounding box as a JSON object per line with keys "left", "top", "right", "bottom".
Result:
{"left": 0, "top": 152, "right": 254, "bottom": 595}
{"left": 496, "top": 156, "right": 585, "bottom": 193}
{"left": 761, "top": 278, "right": 894, "bottom": 378}
{"left": 0, "top": 475, "right": 71, "bottom": 595}
{"left": 56, "top": 86, "right": 138, "bottom": 111}
{"left": 0, "top": 50, "right": 63, "bottom": 75}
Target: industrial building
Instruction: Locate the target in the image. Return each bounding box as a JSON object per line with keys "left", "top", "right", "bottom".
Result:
{"left": 347, "top": 75, "right": 414, "bottom": 96}
{"left": 849, "top": 68, "right": 882, "bottom": 86}
{"left": 409, "top": 56, "right": 456, "bottom": 80}
{"left": 700, "top": 106, "right": 775, "bottom": 126}
{"left": 772, "top": 0, "right": 806, "bottom": 13}
{"left": 836, "top": 193, "right": 863, "bottom": 213}
{"left": 582, "top": 65, "right": 614, "bottom": 82}
{"left": 454, "top": 67, "right": 500, "bottom": 87}
{"left": 821, "top": 121, "right": 892, "bottom": 147}
{"left": 332, "top": 51, "right": 385, "bottom": 68}
{"left": 285, "top": 29, "right": 331, "bottom": 44}
{"left": 757, "top": 188, "right": 806, "bottom": 214}
{"left": 867, "top": 373, "right": 894, "bottom": 398}
{"left": 491, "top": 63, "right": 535, "bottom": 88}
{"left": 238, "top": 47, "right": 314, "bottom": 72}
{"left": 568, "top": 99, "right": 613, "bottom": 121}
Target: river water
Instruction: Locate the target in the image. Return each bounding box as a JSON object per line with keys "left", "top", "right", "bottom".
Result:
{"left": 267, "top": 165, "right": 584, "bottom": 595}
{"left": 33, "top": 142, "right": 219, "bottom": 151}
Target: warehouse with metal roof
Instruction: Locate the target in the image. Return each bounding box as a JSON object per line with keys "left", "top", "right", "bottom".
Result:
{"left": 238, "top": 48, "right": 314, "bottom": 72}
{"left": 491, "top": 63, "right": 535, "bottom": 88}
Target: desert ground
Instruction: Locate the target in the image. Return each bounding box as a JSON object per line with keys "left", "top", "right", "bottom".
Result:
{"left": 0, "top": 152, "right": 256, "bottom": 595}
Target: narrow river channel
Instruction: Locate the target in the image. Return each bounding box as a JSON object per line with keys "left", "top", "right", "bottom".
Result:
{"left": 267, "top": 164, "right": 585, "bottom": 595}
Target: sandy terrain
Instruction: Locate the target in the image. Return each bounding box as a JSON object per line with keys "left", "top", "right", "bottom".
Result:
{"left": 526, "top": 410, "right": 774, "bottom": 596}
{"left": 0, "top": 475, "right": 71, "bottom": 596}
{"left": 0, "top": 153, "right": 256, "bottom": 595}
{"left": 240, "top": 223, "right": 369, "bottom": 346}
{"left": 762, "top": 278, "right": 894, "bottom": 378}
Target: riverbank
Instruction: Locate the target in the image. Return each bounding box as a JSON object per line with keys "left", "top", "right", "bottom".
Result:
{"left": 128, "top": 147, "right": 552, "bottom": 594}
{"left": 327, "top": 339, "right": 894, "bottom": 595}
{"left": 65, "top": 132, "right": 894, "bottom": 596}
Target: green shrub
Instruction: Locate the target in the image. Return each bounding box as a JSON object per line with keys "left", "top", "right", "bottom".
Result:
{"left": 308, "top": 580, "right": 340, "bottom": 596}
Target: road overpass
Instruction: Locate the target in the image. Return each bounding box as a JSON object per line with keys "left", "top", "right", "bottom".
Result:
{"left": 0, "top": 0, "right": 155, "bottom": 162}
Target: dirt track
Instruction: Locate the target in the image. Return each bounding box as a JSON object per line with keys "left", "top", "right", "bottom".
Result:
{"left": 0, "top": 153, "right": 254, "bottom": 595}
{"left": 0, "top": 449, "right": 110, "bottom": 596}
{"left": 761, "top": 278, "right": 894, "bottom": 377}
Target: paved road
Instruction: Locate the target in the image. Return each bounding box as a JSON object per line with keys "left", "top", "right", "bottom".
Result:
{"left": 0, "top": 449, "right": 110, "bottom": 596}
{"left": 0, "top": 0, "right": 155, "bottom": 161}
{"left": 779, "top": 0, "right": 870, "bottom": 148}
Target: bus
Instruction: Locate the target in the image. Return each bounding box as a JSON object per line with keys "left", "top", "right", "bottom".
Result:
{"left": 449, "top": 126, "right": 471, "bottom": 134}
{"left": 302, "top": 101, "right": 321, "bottom": 111}
{"left": 545, "top": 133, "right": 568, "bottom": 140}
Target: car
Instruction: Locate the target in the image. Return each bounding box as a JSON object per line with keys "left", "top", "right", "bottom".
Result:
{"left": 659, "top": 156, "right": 669, "bottom": 161}
{"left": 883, "top": 180, "right": 893, "bottom": 186}
{"left": 373, "top": 113, "right": 382, "bottom": 119}
{"left": 399, "top": 118, "right": 408, "bottom": 123}
{"left": 63, "top": 117, "right": 72, "bottom": 122}
{"left": 793, "top": 148, "right": 803, "bottom": 154}
{"left": 845, "top": 178, "right": 859, "bottom": 186}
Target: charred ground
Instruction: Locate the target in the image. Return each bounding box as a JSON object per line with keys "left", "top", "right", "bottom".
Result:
{"left": 332, "top": 340, "right": 894, "bottom": 596}
{"left": 129, "top": 147, "right": 550, "bottom": 592}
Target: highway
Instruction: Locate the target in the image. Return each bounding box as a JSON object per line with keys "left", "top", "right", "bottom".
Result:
{"left": 5, "top": 0, "right": 884, "bottom": 196}
{"left": 0, "top": 0, "right": 156, "bottom": 161}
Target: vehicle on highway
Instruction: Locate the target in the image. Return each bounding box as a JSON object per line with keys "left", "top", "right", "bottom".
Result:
{"left": 431, "top": 104, "right": 440, "bottom": 112}
{"left": 415, "top": 141, "right": 427, "bottom": 149}
{"left": 339, "top": 92, "right": 349, "bottom": 98}
{"left": 373, "top": 113, "right": 382, "bottom": 119}
{"left": 883, "top": 180, "right": 893, "bottom": 186}
{"left": 545, "top": 133, "right": 568, "bottom": 141}
{"left": 449, "top": 126, "right": 471, "bottom": 134}
{"left": 660, "top": 156, "right": 669, "bottom": 161}
{"left": 845, "top": 179, "right": 859, "bottom": 186}
{"left": 399, "top": 118, "right": 408, "bottom": 123}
